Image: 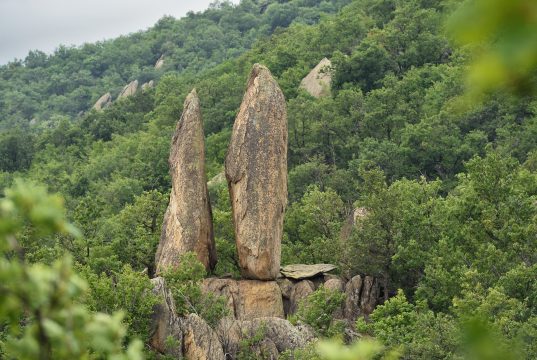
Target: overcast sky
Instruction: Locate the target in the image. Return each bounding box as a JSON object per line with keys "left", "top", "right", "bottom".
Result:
{"left": 0, "top": 0, "right": 232, "bottom": 65}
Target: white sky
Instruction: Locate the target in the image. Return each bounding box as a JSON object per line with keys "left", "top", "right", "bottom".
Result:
{"left": 0, "top": 0, "right": 236, "bottom": 65}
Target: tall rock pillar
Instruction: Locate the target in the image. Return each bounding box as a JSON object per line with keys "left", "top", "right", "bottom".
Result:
{"left": 225, "top": 64, "right": 287, "bottom": 280}
{"left": 155, "top": 89, "right": 216, "bottom": 274}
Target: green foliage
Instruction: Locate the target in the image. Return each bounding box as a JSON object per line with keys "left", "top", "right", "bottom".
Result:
{"left": 292, "top": 285, "right": 346, "bottom": 338}
{"left": 448, "top": 0, "right": 537, "bottom": 97}
{"left": 163, "top": 252, "right": 229, "bottom": 327}
{"left": 283, "top": 185, "right": 345, "bottom": 265}
{"left": 82, "top": 264, "right": 160, "bottom": 342}
{"left": 0, "top": 180, "right": 142, "bottom": 359}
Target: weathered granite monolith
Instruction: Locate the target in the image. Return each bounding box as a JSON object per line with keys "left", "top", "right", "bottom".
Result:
{"left": 155, "top": 89, "right": 216, "bottom": 274}
{"left": 225, "top": 64, "right": 287, "bottom": 280}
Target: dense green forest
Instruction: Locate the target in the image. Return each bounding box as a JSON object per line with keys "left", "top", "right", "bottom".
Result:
{"left": 2, "top": 0, "right": 537, "bottom": 358}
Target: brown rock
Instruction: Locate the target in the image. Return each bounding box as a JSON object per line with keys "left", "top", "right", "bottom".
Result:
{"left": 344, "top": 275, "right": 363, "bottom": 322}
{"left": 155, "top": 89, "right": 216, "bottom": 274}
{"left": 299, "top": 58, "right": 332, "bottom": 98}
{"left": 118, "top": 80, "right": 138, "bottom": 99}
{"left": 217, "top": 317, "right": 315, "bottom": 357}
{"left": 280, "top": 264, "right": 337, "bottom": 280}
{"left": 92, "top": 92, "right": 112, "bottom": 111}
{"left": 149, "top": 277, "right": 183, "bottom": 357}
{"left": 225, "top": 64, "right": 287, "bottom": 280}
{"left": 202, "top": 278, "right": 284, "bottom": 320}
{"left": 289, "top": 280, "right": 315, "bottom": 315}
{"left": 182, "top": 314, "right": 224, "bottom": 360}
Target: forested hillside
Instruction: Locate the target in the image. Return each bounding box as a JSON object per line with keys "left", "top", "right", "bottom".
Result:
{"left": 2, "top": 0, "right": 537, "bottom": 359}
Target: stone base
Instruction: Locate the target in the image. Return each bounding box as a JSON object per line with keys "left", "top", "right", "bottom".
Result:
{"left": 202, "top": 278, "right": 284, "bottom": 320}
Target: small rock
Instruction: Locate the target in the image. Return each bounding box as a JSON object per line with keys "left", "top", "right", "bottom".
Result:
{"left": 117, "top": 80, "right": 138, "bottom": 100}
{"left": 142, "top": 80, "right": 154, "bottom": 91}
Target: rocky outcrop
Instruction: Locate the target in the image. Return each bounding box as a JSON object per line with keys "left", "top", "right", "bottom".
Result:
{"left": 202, "top": 278, "right": 284, "bottom": 320}
{"left": 118, "top": 80, "right": 139, "bottom": 99}
{"left": 142, "top": 80, "right": 154, "bottom": 91}
{"left": 280, "top": 264, "right": 337, "bottom": 280}
{"left": 150, "top": 277, "right": 183, "bottom": 357}
{"left": 225, "top": 64, "right": 287, "bottom": 280}
{"left": 299, "top": 58, "right": 332, "bottom": 98}
{"left": 182, "top": 314, "right": 225, "bottom": 360}
{"left": 343, "top": 275, "right": 379, "bottom": 322}
{"left": 360, "top": 275, "right": 379, "bottom": 316}
{"left": 155, "top": 89, "right": 216, "bottom": 274}
{"left": 92, "top": 92, "right": 112, "bottom": 111}
{"left": 217, "top": 317, "right": 315, "bottom": 358}
{"left": 155, "top": 55, "right": 165, "bottom": 69}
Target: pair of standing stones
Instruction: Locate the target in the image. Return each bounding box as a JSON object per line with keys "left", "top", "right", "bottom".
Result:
{"left": 155, "top": 64, "right": 287, "bottom": 280}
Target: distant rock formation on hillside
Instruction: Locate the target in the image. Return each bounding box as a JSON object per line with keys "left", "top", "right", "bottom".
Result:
{"left": 117, "top": 80, "right": 139, "bottom": 100}
{"left": 92, "top": 92, "right": 112, "bottom": 111}
{"left": 155, "top": 55, "right": 165, "bottom": 69}
{"left": 299, "top": 57, "right": 332, "bottom": 98}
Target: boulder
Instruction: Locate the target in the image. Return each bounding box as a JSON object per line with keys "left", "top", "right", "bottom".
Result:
{"left": 92, "top": 92, "right": 112, "bottom": 111}
{"left": 155, "top": 55, "right": 165, "bottom": 69}
{"left": 182, "top": 314, "right": 224, "bottom": 360}
{"left": 149, "top": 277, "right": 183, "bottom": 357}
{"left": 324, "top": 278, "right": 345, "bottom": 292}
{"left": 118, "top": 80, "right": 138, "bottom": 99}
{"left": 343, "top": 275, "right": 363, "bottom": 322}
{"left": 155, "top": 89, "right": 216, "bottom": 274}
{"left": 280, "top": 264, "right": 337, "bottom": 280}
{"left": 217, "top": 317, "right": 315, "bottom": 358}
{"left": 225, "top": 64, "right": 287, "bottom": 280}
{"left": 289, "top": 280, "right": 315, "bottom": 315}
{"left": 142, "top": 80, "right": 154, "bottom": 91}
{"left": 299, "top": 58, "right": 332, "bottom": 98}
{"left": 202, "top": 278, "right": 284, "bottom": 320}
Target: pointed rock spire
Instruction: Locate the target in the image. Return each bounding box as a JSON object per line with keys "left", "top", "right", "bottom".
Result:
{"left": 155, "top": 89, "right": 216, "bottom": 274}
{"left": 225, "top": 64, "right": 287, "bottom": 280}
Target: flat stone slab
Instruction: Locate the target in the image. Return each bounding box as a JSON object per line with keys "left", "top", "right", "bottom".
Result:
{"left": 280, "top": 264, "right": 337, "bottom": 280}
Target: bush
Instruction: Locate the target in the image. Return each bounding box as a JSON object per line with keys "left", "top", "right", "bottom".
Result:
{"left": 292, "top": 285, "right": 346, "bottom": 338}
{"left": 163, "top": 252, "right": 229, "bottom": 327}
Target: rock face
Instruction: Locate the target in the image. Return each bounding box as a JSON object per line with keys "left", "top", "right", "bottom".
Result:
{"left": 280, "top": 264, "right": 337, "bottom": 280}
{"left": 217, "top": 317, "right": 315, "bottom": 358}
{"left": 202, "top": 278, "right": 284, "bottom": 320}
{"left": 343, "top": 275, "right": 379, "bottom": 321}
{"left": 150, "top": 277, "right": 183, "bottom": 357}
{"left": 182, "top": 314, "right": 225, "bottom": 360}
{"left": 92, "top": 92, "right": 112, "bottom": 111}
{"left": 225, "top": 64, "right": 287, "bottom": 280}
{"left": 155, "top": 89, "right": 216, "bottom": 274}
{"left": 118, "top": 80, "right": 139, "bottom": 99}
{"left": 299, "top": 58, "right": 332, "bottom": 98}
